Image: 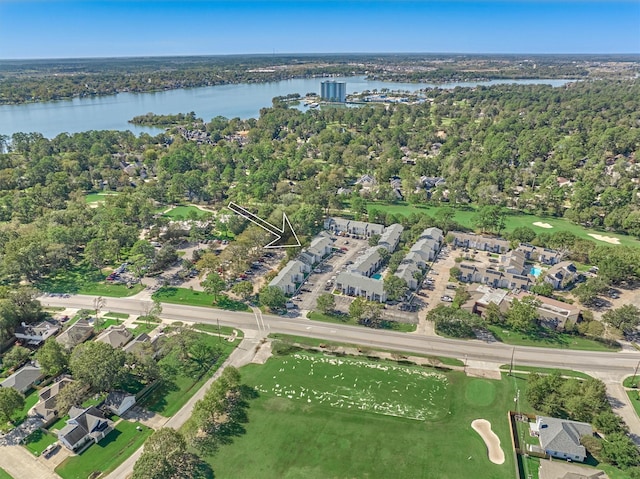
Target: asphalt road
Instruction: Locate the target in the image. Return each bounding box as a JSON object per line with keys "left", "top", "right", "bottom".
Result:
{"left": 43, "top": 295, "right": 640, "bottom": 377}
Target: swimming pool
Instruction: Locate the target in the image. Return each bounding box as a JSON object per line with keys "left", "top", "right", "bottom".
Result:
{"left": 372, "top": 273, "right": 382, "bottom": 279}
{"left": 530, "top": 267, "right": 542, "bottom": 277}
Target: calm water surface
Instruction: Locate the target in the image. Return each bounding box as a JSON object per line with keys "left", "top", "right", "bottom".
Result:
{"left": 0, "top": 76, "right": 572, "bottom": 138}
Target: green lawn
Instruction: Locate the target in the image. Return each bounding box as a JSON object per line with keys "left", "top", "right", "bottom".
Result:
{"left": 55, "top": 421, "right": 152, "bottom": 479}
{"left": 153, "top": 287, "right": 249, "bottom": 311}
{"left": 8, "top": 390, "right": 39, "bottom": 427}
{"left": 487, "top": 325, "right": 620, "bottom": 352}
{"left": 48, "top": 414, "right": 69, "bottom": 432}
{"left": 194, "top": 323, "right": 243, "bottom": 337}
{"left": 499, "top": 365, "right": 592, "bottom": 380}
{"left": 365, "top": 201, "right": 640, "bottom": 248}
{"left": 128, "top": 322, "right": 159, "bottom": 336}
{"left": 623, "top": 376, "right": 640, "bottom": 388}
{"left": 307, "top": 311, "right": 417, "bottom": 332}
{"left": 163, "top": 205, "right": 211, "bottom": 220}
{"left": 23, "top": 429, "right": 58, "bottom": 456}
{"left": 96, "top": 318, "right": 119, "bottom": 330}
{"left": 0, "top": 468, "right": 13, "bottom": 479}
{"left": 139, "top": 332, "right": 242, "bottom": 417}
{"left": 36, "top": 263, "right": 143, "bottom": 297}
{"left": 206, "top": 352, "right": 521, "bottom": 479}
{"left": 84, "top": 192, "right": 119, "bottom": 203}
{"left": 626, "top": 390, "right": 640, "bottom": 419}
{"left": 104, "top": 311, "right": 129, "bottom": 319}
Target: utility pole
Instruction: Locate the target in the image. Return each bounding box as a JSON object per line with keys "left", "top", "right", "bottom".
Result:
{"left": 633, "top": 360, "right": 640, "bottom": 388}
{"left": 509, "top": 347, "right": 515, "bottom": 376}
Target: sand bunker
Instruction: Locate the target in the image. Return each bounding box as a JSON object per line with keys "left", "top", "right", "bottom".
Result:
{"left": 471, "top": 419, "right": 505, "bottom": 465}
{"left": 588, "top": 233, "right": 621, "bottom": 245}
{"left": 533, "top": 222, "right": 553, "bottom": 229}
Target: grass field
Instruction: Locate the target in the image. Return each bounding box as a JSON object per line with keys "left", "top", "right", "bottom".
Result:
{"left": 128, "top": 322, "right": 158, "bottom": 336}
{"left": 0, "top": 468, "right": 13, "bottom": 479}
{"left": 55, "top": 421, "right": 152, "bottom": 479}
{"left": 23, "top": 429, "right": 58, "bottom": 456}
{"left": 36, "top": 263, "right": 143, "bottom": 297}
{"left": 104, "top": 311, "right": 129, "bottom": 319}
{"left": 487, "top": 325, "right": 619, "bottom": 352}
{"left": 153, "top": 287, "right": 249, "bottom": 311}
{"left": 307, "top": 311, "right": 417, "bottom": 332}
{"left": 84, "top": 192, "right": 120, "bottom": 203}
{"left": 623, "top": 376, "right": 640, "bottom": 388}
{"left": 499, "top": 365, "right": 592, "bottom": 380}
{"left": 163, "top": 205, "right": 211, "bottom": 219}
{"left": 365, "top": 201, "right": 640, "bottom": 248}
{"left": 626, "top": 390, "right": 640, "bottom": 419}
{"left": 206, "top": 352, "right": 522, "bottom": 479}
{"left": 139, "top": 332, "right": 242, "bottom": 416}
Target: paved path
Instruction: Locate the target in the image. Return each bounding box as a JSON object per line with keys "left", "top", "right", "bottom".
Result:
{"left": 600, "top": 379, "right": 640, "bottom": 445}
{"left": 105, "top": 331, "right": 265, "bottom": 479}
{"left": 0, "top": 445, "right": 61, "bottom": 479}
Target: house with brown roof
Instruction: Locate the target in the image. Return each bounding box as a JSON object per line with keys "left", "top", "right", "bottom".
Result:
{"left": 56, "top": 319, "right": 94, "bottom": 349}
{"left": 95, "top": 326, "right": 133, "bottom": 349}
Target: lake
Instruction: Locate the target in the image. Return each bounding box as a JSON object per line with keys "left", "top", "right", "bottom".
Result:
{"left": 0, "top": 76, "right": 572, "bottom": 138}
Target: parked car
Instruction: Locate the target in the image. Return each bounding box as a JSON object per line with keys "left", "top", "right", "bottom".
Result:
{"left": 42, "top": 443, "right": 59, "bottom": 458}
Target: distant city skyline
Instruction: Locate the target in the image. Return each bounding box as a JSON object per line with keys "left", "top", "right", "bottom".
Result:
{"left": 0, "top": 1, "right": 639, "bottom": 59}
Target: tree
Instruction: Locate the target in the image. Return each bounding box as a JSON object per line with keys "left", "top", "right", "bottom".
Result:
{"left": 349, "top": 297, "right": 367, "bottom": 322}
{"left": 55, "top": 381, "right": 89, "bottom": 415}
{"left": 259, "top": 286, "right": 286, "bottom": 311}
{"left": 316, "top": 294, "right": 335, "bottom": 314}
{"left": 132, "top": 428, "right": 213, "bottom": 479}
{"left": 368, "top": 234, "right": 381, "bottom": 247}
{"left": 69, "top": 341, "right": 126, "bottom": 392}
{"left": 530, "top": 282, "right": 554, "bottom": 297}
{"left": 427, "top": 305, "right": 477, "bottom": 338}
{"left": 0, "top": 387, "right": 24, "bottom": 424}
{"left": 35, "top": 338, "right": 69, "bottom": 376}
{"left": 510, "top": 226, "right": 537, "bottom": 244}
{"left": 601, "top": 432, "right": 640, "bottom": 468}
{"left": 483, "top": 301, "right": 504, "bottom": 325}
{"left": 200, "top": 272, "right": 226, "bottom": 302}
{"left": 1, "top": 345, "right": 31, "bottom": 370}
{"left": 507, "top": 296, "right": 540, "bottom": 333}
{"left": 231, "top": 281, "right": 254, "bottom": 301}
{"left": 602, "top": 305, "right": 640, "bottom": 336}
{"left": 384, "top": 275, "right": 408, "bottom": 301}
{"left": 593, "top": 410, "right": 627, "bottom": 435}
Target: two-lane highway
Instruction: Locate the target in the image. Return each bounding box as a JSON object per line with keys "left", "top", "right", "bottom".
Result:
{"left": 42, "top": 294, "right": 639, "bottom": 377}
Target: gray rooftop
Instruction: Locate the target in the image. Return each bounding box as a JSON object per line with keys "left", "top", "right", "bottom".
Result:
{"left": 537, "top": 416, "right": 592, "bottom": 459}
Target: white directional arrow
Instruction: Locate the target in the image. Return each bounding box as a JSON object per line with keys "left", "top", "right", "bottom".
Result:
{"left": 228, "top": 202, "right": 301, "bottom": 249}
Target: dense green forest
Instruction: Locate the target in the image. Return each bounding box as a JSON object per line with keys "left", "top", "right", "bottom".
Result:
{"left": 0, "top": 54, "right": 637, "bottom": 104}
{"left": 0, "top": 78, "right": 639, "bottom": 291}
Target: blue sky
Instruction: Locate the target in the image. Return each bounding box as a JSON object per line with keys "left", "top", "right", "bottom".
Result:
{"left": 0, "top": 1, "right": 638, "bottom": 59}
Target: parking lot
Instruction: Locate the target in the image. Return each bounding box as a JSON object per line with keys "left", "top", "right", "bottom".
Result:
{"left": 293, "top": 235, "right": 370, "bottom": 312}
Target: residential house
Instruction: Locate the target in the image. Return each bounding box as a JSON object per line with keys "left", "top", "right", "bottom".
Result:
{"left": 32, "top": 377, "right": 74, "bottom": 425}
{"left": 512, "top": 291, "right": 581, "bottom": 330}
{"left": 56, "top": 319, "right": 94, "bottom": 349}
{"left": 305, "top": 235, "right": 333, "bottom": 263}
{"left": 355, "top": 174, "right": 376, "bottom": 190}
{"left": 544, "top": 261, "right": 579, "bottom": 290}
{"left": 269, "top": 260, "right": 309, "bottom": 295}
{"left": 58, "top": 406, "right": 114, "bottom": 452}
{"left": 348, "top": 248, "right": 382, "bottom": 277}
{"left": 395, "top": 260, "right": 421, "bottom": 290}
{"left": 0, "top": 364, "right": 43, "bottom": 394}
{"left": 410, "top": 237, "right": 439, "bottom": 262}
{"left": 389, "top": 176, "right": 403, "bottom": 200}
{"left": 516, "top": 244, "right": 562, "bottom": 265}
{"left": 298, "top": 251, "right": 316, "bottom": 267}
{"left": 335, "top": 272, "right": 387, "bottom": 303}
{"left": 14, "top": 320, "right": 59, "bottom": 346}
{"left": 378, "top": 224, "right": 403, "bottom": 253}
{"left": 95, "top": 326, "right": 133, "bottom": 349}
{"left": 324, "top": 217, "right": 384, "bottom": 238}
{"left": 531, "top": 416, "right": 593, "bottom": 462}
{"left": 500, "top": 250, "right": 528, "bottom": 276}
{"left": 420, "top": 176, "right": 446, "bottom": 190}
{"left": 104, "top": 391, "right": 136, "bottom": 416}
{"left": 420, "top": 227, "right": 444, "bottom": 244}
{"left": 458, "top": 262, "right": 533, "bottom": 291}
{"left": 451, "top": 232, "right": 509, "bottom": 253}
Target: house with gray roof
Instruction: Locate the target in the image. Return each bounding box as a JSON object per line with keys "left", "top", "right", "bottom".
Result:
{"left": 348, "top": 248, "right": 382, "bottom": 277}
{"left": 378, "top": 224, "right": 403, "bottom": 253}
{"left": 395, "top": 260, "right": 421, "bottom": 290}
{"left": 95, "top": 325, "right": 133, "bottom": 349}
{"left": 335, "top": 272, "right": 386, "bottom": 302}
{"left": 56, "top": 319, "right": 94, "bottom": 349}
{"left": 0, "top": 364, "right": 43, "bottom": 394}
{"left": 14, "top": 320, "right": 59, "bottom": 346}
{"left": 451, "top": 232, "right": 509, "bottom": 253}
{"left": 516, "top": 244, "right": 563, "bottom": 265}
{"left": 58, "top": 406, "right": 114, "bottom": 452}
{"left": 324, "top": 217, "right": 384, "bottom": 238}
{"left": 105, "top": 391, "right": 136, "bottom": 416}
{"left": 532, "top": 416, "right": 593, "bottom": 462}
{"left": 32, "top": 376, "right": 74, "bottom": 425}
{"left": 306, "top": 235, "right": 333, "bottom": 263}
{"left": 269, "top": 260, "right": 309, "bottom": 295}
{"left": 544, "top": 261, "right": 579, "bottom": 290}
{"left": 420, "top": 227, "right": 444, "bottom": 244}
{"left": 410, "top": 238, "right": 438, "bottom": 262}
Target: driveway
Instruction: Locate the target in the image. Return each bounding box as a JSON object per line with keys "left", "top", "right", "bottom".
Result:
{"left": 415, "top": 245, "right": 456, "bottom": 334}
{"left": 0, "top": 445, "right": 61, "bottom": 479}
